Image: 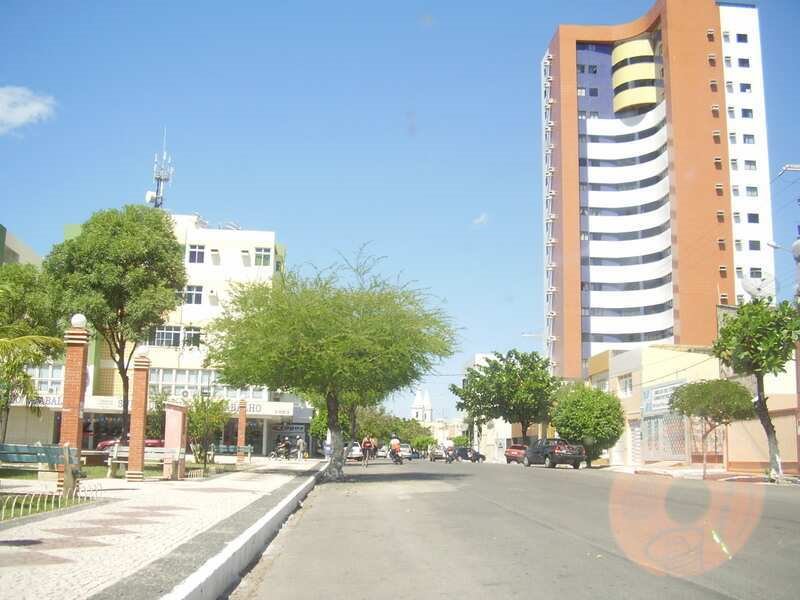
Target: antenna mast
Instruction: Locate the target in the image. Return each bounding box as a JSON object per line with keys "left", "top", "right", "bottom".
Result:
{"left": 146, "top": 129, "right": 173, "bottom": 209}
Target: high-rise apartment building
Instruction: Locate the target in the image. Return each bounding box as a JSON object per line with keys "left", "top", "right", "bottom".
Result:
{"left": 542, "top": 0, "right": 775, "bottom": 378}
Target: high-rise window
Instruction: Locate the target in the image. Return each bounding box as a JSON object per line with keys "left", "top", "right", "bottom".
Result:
{"left": 588, "top": 65, "right": 598, "bottom": 74}
{"left": 578, "top": 111, "right": 587, "bottom": 120}
{"left": 738, "top": 58, "right": 751, "bottom": 68}
{"left": 733, "top": 212, "right": 741, "bottom": 223}
{"left": 577, "top": 64, "right": 585, "bottom": 74}
{"left": 735, "top": 240, "right": 743, "bottom": 251}
{"left": 726, "top": 81, "right": 734, "bottom": 93}
{"left": 589, "top": 88, "right": 599, "bottom": 97}
{"left": 589, "top": 111, "right": 600, "bottom": 119}
{"left": 750, "top": 267, "right": 762, "bottom": 278}
{"left": 184, "top": 285, "right": 203, "bottom": 304}
{"left": 732, "top": 185, "right": 740, "bottom": 197}
{"left": 746, "top": 186, "right": 758, "bottom": 197}
{"left": 254, "top": 247, "right": 272, "bottom": 266}
{"left": 744, "top": 160, "right": 756, "bottom": 171}
{"left": 735, "top": 267, "right": 743, "bottom": 278}
{"left": 183, "top": 327, "right": 202, "bottom": 347}
{"left": 741, "top": 108, "right": 753, "bottom": 118}
{"left": 618, "top": 374, "right": 633, "bottom": 398}
{"left": 723, "top": 31, "right": 730, "bottom": 42}
{"left": 749, "top": 240, "right": 761, "bottom": 251}
{"left": 729, "top": 132, "right": 736, "bottom": 144}
{"left": 577, "top": 87, "right": 586, "bottom": 96}
{"left": 730, "top": 159, "right": 738, "bottom": 171}
{"left": 743, "top": 134, "right": 755, "bottom": 144}
{"left": 737, "top": 33, "right": 749, "bottom": 43}
{"left": 740, "top": 83, "right": 752, "bottom": 93}
{"left": 747, "top": 212, "right": 760, "bottom": 223}
{"left": 188, "top": 244, "right": 205, "bottom": 263}
{"left": 727, "top": 106, "right": 735, "bottom": 119}
{"left": 150, "top": 326, "right": 181, "bottom": 347}
{"left": 724, "top": 56, "right": 732, "bottom": 67}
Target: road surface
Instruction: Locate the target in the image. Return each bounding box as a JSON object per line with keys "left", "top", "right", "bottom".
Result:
{"left": 230, "top": 459, "right": 799, "bottom": 599}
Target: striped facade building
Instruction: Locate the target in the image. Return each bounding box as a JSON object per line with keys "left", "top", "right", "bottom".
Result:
{"left": 542, "top": 0, "right": 775, "bottom": 378}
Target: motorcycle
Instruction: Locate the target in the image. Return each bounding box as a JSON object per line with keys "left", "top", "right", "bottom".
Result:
{"left": 390, "top": 448, "right": 403, "bottom": 465}
{"left": 445, "top": 448, "right": 456, "bottom": 464}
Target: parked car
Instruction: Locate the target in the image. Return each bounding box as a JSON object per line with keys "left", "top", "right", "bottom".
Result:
{"left": 454, "top": 447, "right": 485, "bottom": 463}
{"left": 524, "top": 438, "right": 585, "bottom": 469}
{"left": 96, "top": 436, "right": 163, "bottom": 451}
{"left": 376, "top": 445, "right": 388, "bottom": 458}
{"left": 429, "top": 446, "right": 445, "bottom": 461}
{"left": 504, "top": 444, "right": 528, "bottom": 464}
{"left": 411, "top": 449, "right": 421, "bottom": 459}
{"left": 399, "top": 443, "right": 413, "bottom": 460}
{"left": 346, "top": 441, "right": 363, "bottom": 461}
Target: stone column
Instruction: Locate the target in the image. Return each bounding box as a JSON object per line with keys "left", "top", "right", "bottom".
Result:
{"left": 236, "top": 399, "right": 247, "bottom": 465}
{"left": 58, "top": 315, "right": 91, "bottom": 491}
{"left": 126, "top": 355, "right": 150, "bottom": 482}
{"left": 163, "top": 402, "right": 188, "bottom": 479}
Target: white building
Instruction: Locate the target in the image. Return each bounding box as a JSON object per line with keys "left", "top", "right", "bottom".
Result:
{"left": 8, "top": 213, "right": 313, "bottom": 454}
{"left": 410, "top": 388, "right": 433, "bottom": 423}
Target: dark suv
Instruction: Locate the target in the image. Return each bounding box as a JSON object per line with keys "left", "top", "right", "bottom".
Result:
{"left": 524, "top": 438, "right": 585, "bottom": 469}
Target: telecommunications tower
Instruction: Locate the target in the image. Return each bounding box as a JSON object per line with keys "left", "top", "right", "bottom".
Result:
{"left": 145, "top": 129, "right": 173, "bottom": 208}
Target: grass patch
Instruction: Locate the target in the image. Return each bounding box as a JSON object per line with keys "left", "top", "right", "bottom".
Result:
{"left": 0, "top": 467, "right": 38, "bottom": 480}
{"left": 1, "top": 492, "right": 88, "bottom": 521}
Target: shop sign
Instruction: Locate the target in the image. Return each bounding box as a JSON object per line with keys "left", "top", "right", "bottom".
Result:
{"left": 11, "top": 395, "right": 62, "bottom": 408}
{"left": 642, "top": 381, "right": 684, "bottom": 414}
{"left": 85, "top": 395, "right": 124, "bottom": 412}
{"left": 272, "top": 423, "right": 306, "bottom": 434}
{"left": 224, "top": 400, "right": 294, "bottom": 418}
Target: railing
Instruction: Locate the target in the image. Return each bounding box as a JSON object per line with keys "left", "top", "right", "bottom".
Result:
{"left": 0, "top": 481, "right": 102, "bottom": 522}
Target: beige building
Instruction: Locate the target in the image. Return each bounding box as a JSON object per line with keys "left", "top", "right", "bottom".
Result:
{"left": 588, "top": 345, "right": 798, "bottom": 474}
{"left": 0, "top": 224, "right": 40, "bottom": 266}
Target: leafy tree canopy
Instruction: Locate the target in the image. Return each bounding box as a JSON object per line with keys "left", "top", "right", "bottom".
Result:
{"left": 670, "top": 379, "right": 755, "bottom": 427}
{"left": 551, "top": 383, "right": 624, "bottom": 465}
{"left": 450, "top": 350, "right": 559, "bottom": 441}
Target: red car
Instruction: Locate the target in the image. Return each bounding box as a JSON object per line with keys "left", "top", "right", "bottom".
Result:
{"left": 504, "top": 444, "right": 528, "bottom": 464}
{"left": 96, "top": 436, "right": 164, "bottom": 451}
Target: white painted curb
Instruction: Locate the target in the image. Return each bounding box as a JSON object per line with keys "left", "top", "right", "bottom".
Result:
{"left": 161, "top": 461, "right": 329, "bottom": 600}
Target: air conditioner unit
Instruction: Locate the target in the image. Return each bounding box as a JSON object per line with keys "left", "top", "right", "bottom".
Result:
{"left": 547, "top": 311, "right": 557, "bottom": 318}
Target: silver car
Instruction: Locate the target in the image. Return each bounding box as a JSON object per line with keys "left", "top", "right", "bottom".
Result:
{"left": 346, "top": 441, "right": 363, "bottom": 461}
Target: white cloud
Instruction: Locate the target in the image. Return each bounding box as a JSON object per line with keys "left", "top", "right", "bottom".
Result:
{"left": 472, "top": 212, "right": 488, "bottom": 226}
{"left": 0, "top": 86, "right": 56, "bottom": 135}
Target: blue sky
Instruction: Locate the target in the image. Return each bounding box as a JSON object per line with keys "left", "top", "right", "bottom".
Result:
{"left": 2, "top": 1, "right": 799, "bottom": 418}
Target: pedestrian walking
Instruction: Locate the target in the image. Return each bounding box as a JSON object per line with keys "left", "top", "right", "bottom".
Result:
{"left": 296, "top": 435, "right": 306, "bottom": 460}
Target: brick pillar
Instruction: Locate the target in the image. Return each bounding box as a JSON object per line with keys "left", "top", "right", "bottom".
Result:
{"left": 126, "top": 355, "right": 150, "bottom": 482}
{"left": 163, "top": 402, "right": 188, "bottom": 479}
{"left": 237, "top": 399, "right": 247, "bottom": 465}
{"left": 58, "top": 315, "right": 90, "bottom": 491}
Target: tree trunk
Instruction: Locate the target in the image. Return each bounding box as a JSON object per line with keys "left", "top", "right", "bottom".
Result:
{"left": 326, "top": 392, "right": 344, "bottom": 479}
{"left": 348, "top": 405, "right": 357, "bottom": 462}
{"left": 540, "top": 417, "right": 550, "bottom": 440}
{"left": 520, "top": 419, "right": 530, "bottom": 445}
{"left": 120, "top": 370, "right": 130, "bottom": 438}
{"left": 0, "top": 404, "right": 9, "bottom": 444}
{"left": 754, "top": 373, "right": 782, "bottom": 480}
{"left": 701, "top": 423, "right": 709, "bottom": 481}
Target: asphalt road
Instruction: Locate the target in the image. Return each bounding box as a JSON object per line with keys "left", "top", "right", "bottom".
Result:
{"left": 229, "top": 459, "right": 800, "bottom": 600}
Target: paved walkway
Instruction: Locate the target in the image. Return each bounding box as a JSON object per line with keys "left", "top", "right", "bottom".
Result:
{"left": 0, "top": 459, "right": 324, "bottom": 599}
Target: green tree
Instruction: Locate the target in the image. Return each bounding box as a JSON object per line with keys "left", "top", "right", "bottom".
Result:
{"left": 357, "top": 405, "right": 395, "bottom": 443}
{"left": 670, "top": 379, "right": 755, "bottom": 479}
{"left": 146, "top": 390, "right": 168, "bottom": 440}
{"left": 187, "top": 395, "right": 231, "bottom": 476}
{"left": 411, "top": 434, "right": 437, "bottom": 454}
{"left": 309, "top": 404, "right": 350, "bottom": 444}
{"left": 450, "top": 350, "right": 559, "bottom": 444}
{"left": 206, "top": 259, "right": 455, "bottom": 478}
{"left": 451, "top": 434, "right": 469, "bottom": 447}
{"left": 0, "top": 267, "right": 63, "bottom": 442}
{"left": 44, "top": 205, "right": 187, "bottom": 436}
{"left": 394, "top": 417, "right": 432, "bottom": 446}
{"left": 712, "top": 298, "right": 800, "bottom": 480}
{"left": 551, "top": 383, "right": 624, "bottom": 467}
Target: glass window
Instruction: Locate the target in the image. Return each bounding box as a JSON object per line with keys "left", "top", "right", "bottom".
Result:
{"left": 188, "top": 244, "right": 205, "bottom": 264}
{"left": 720, "top": 294, "right": 729, "bottom": 305}
{"left": 741, "top": 108, "right": 753, "bottom": 118}
{"left": 184, "top": 285, "right": 203, "bottom": 304}
{"left": 732, "top": 186, "right": 740, "bottom": 197}
{"left": 747, "top": 212, "right": 759, "bottom": 223}
{"left": 176, "top": 369, "right": 188, "bottom": 385}
{"left": 749, "top": 240, "right": 761, "bottom": 251}
{"left": 578, "top": 111, "right": 587, "bottom": 120}
{"left": 588, "top": 65, "right": 598, "bottom": 74}
{"left": 577, "top": 87, "right": 586, "bottom": 96}
{"left": 733, "top": 211, "right": 741, "bottom": 223}
{"left": 183, "top": 326, "right": 202, "bottom": 347}
{"left": 577, "top": 64, "right": 585, "bottom": 74}
{"left": 201, "top": 370, "right": 211, "bottom": 387}
{"left": 737, "top": 33, "right": 748, "bottom": 43}
{"left": 735, "top": 240, "right": 743, "bottom": 251}
{"left": 251, "top": 387, "right": 263, "bottom": 399}
{"left": 729, "top": 132, "right": 736, "bottom": 144}
{"left": 740, "top": 83, "right": 752, "bottom": 93}
{"left": 746, "top": 186, "right": 758, "bottom": 197}
{"left": 589, "top": 111, "right": 600, "bottom": 119}
{"left": 738, "top": 58, "right": 750, "bottom": 68}
{"left": 730, "top": 159, "right": 738, "bottom": 171}
{"left": 735, "top": 267, "right": 743, "bottom": 278}
{"left": 150, "top": 326, "right": 181, "bottom": 347}
{"left": 750, "top": 267, "right": 762, "bottom": 278}
{"left": 726, "top": 81, "right": 734, "bottom": 93}
{"left": 589, "top": 87, "right": 599, "bottom": 97}
{"left": 727, "top": 106, "right": 735, "bottom": 119}
{"left": 618, "top": 374, "right": 633, "bottom": 398}
{"left": 724, "top": 56, "right": 732, "bottom": 67}
{"left": 254, "top": 247, "right": 272, "bottom": 266}
{"left": 743, "top": 134, "right": 755, "bottom": 144}
{"left": 737, "top": 295, "right": 744, "bottom": 305}
{"left": 162, "top": 369, "right": 175, "bottom": 384}
{"left": 723, "top": 31, "right": 730, "bottom": 42}
{"left": 744, "top": 160, "right": 756, "bottom": 171}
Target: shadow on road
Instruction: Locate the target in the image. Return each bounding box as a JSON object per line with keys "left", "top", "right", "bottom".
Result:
{"left": 326, "top": 469, "right": 471, "bottom": 485}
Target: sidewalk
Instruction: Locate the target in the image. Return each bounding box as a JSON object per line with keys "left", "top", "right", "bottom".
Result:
{"left": 0, "top": 458, "right": 325, "bottom": 599}
{"left": 607, "top": 461, "right": 800, "bottom": 483}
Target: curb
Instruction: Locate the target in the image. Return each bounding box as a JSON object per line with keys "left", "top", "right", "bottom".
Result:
{"left": 161, "top": 461, "right": 329, "bottom": 600}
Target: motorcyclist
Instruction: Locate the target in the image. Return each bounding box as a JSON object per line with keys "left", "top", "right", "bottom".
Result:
{"left": 389, "top": 434, "right": 401, "bottom": 462}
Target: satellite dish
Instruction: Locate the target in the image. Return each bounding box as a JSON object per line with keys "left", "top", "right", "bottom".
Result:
{"left": 742, "top": 270, "right": 775, "bottom": 299}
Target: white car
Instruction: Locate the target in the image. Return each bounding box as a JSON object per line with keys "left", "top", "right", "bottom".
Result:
{"left": 399, "top": 443, "right": 413, "bottom": 460}
{"left": 376, "top": 446, "right": 388, "bottom": 458}
{"left": 346, "top": 441, "right": 363, "bottom": 461}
